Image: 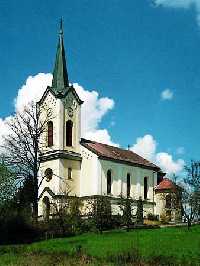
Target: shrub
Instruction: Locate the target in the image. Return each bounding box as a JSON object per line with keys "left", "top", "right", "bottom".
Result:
{"left": 160, "top": 213, "right": 171, "bottom": 224}
{"left": 0, "top": 214, "right": 42, "bottom": 244}
{"left": 147, "top": 213, "right": 159, "bottom": 221}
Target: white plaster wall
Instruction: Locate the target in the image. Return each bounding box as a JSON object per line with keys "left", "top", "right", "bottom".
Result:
{"left": 155, "top": 192, "right": 168, "bottom": 217}
{"left": 80, "top": 146, "right": 99, "bottom": 196}
{"left": 99, "top": 159, "right": 157, "bottom": 202}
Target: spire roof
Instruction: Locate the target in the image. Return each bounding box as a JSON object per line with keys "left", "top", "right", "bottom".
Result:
{"left": 52, "top": 19, "right": 69, "bottom": 93}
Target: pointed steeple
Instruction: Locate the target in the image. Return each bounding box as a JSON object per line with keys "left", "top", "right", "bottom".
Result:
{"left": 52, "top": 19, "right": 69, "bottom": 93}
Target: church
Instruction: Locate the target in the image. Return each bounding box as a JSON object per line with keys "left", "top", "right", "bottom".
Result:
{"left": 38, "top": 22, "right": 180, "bottom": 222}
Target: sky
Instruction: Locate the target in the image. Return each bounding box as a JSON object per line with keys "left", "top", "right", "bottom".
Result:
{"left": 0, "top": 0, "right": 200, "bottom": 175}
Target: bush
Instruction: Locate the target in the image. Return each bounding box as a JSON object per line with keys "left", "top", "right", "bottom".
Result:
{"left": 147, "top": 213, "right": 159, "bottom": 221}
{"left": 160, "top": 213, "right": 171, "bottom": 224}
{"left": 0, "top": 214, "right": 42, "bottom": 244}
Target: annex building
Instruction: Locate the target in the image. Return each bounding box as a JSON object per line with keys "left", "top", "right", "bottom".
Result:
{"left": 38, "top": 23, "right": 181, "bottom": 222}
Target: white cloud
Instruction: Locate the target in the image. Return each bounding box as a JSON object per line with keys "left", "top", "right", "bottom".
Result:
{"left": 156, "top": 152, "right": 185, "bottom": 174}
{"left": 0, "top": 73, "right": 117, "bottom": 148}
{"left": 131, "top": 135, "right": 157, "bottom": 161}
{"left": 15, "top": 73, "right": 53, "bottom": 112}
{"left": 131, "top": 134, "right": 185, "bottom": 175}
{"left": 161, "top": 89, "right": 174, "bottom": 100}
{"left": 153, "top": 0, "right": 200, "bottom": 27}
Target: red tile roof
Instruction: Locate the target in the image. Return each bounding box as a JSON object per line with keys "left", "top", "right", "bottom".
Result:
{"left": 155, "top": 178, "right": 176, "bottom": 191}
{"left": 81, "top": 138, "right": 160, "bottom": 170}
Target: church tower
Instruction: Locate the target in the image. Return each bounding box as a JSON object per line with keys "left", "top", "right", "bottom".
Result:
{"left": 38, "top": 21, "right": 83, "bottom": 218}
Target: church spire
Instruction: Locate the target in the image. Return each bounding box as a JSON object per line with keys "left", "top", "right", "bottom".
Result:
{"left": 52, "top": 19, "right": 69, "bottom": 93}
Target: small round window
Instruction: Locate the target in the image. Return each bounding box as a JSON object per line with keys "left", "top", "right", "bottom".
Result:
{"left": 45, "top": 168, "right": 53, "bottom": 182}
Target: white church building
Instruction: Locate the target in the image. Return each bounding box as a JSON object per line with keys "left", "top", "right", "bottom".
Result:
{"left": 38, "top": 23, "right": 177, "bottom": 221}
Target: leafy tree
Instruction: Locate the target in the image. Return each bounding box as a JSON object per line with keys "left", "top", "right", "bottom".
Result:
{"left": 91, "top": 196, "right": 112, "bottom": 234}
{"left": 0, "top": 161, "right": 17, "bottom": 209}
{"left": 119, "top": 195, "right": 135, "bottom": 231}
{"left": 136, "top": 197, "right": 144, "bottom": 225}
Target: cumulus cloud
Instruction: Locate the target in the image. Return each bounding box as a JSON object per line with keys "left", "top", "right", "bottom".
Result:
{"left": 15, "top": 73, "right": 53, "bottom": 112}
{"left": 131, "top": 134, "right": 185, "bottom": 175}
{"left": 156, "top": 152, "right": 185, "bottom": 174}
{"left": 131, "top": 135, "right": 157, "bottom": 161}
{"left": 153, "top": 0, "right": 200, "bottom": 26}
{"left": 0, "top": 73, "right": 117, "bottom": 148}
{"left": 161, "top": 89, "right": 174, "bottom": 100}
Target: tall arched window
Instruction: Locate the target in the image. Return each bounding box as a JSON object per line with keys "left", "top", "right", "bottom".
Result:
{"left": 47, "top": 121, "right": 53, "bottom": 147}
{"left": 66, "top": 120, "right": 73, "bottom": 146}
{"left": 107, "top": 170, "right": 112, "bottom": 195}
{"left": 43, "top": 196, "right": 50, "bottom": 221}
{"left": 127, "top": 173, "right": 131, "bottom": 197}
{"left": 144, "top": 177, "right": 148, "bottom": 200}
{"left": 68, "top": 168, "right": 72, "bottom": 180}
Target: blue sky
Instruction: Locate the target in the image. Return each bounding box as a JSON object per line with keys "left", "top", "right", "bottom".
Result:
{"left": 0, "top": 0, "right": 200, "bottom": 174}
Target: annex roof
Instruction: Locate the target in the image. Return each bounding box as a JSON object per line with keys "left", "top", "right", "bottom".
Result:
{"left": 81, "top": 138, "right": 161, "bottom": 170}
{"left": 155, "top": 178, "right": 177, "bottom": 191}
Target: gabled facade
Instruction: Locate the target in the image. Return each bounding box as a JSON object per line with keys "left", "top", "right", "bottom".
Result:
{"left": 38, "top": 22, "right": 176, "bottom": 221}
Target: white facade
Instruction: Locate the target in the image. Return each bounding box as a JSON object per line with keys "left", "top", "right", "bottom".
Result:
{"left": 38, "top": 86, "right": 161, "bottom": 219}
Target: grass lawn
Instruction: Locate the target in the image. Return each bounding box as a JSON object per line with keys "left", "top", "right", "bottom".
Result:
{"left": 0, "top": 225, "right": 200, "bottom": 265}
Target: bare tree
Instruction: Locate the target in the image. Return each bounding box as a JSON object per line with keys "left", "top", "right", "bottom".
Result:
{"left": 2, "top": 102, "right": 53, "bottom": 222}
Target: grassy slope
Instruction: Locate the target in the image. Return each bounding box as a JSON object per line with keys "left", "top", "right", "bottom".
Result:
{"left": 0, "top": 225, "right": 200, "bottom": 265}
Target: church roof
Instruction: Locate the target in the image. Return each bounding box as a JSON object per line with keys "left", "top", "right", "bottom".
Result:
{"left": 155, "top": 178, "right": 177, "bottom": 191}
{"left": 81, "top": 138, "right": 160, "bottom": 170}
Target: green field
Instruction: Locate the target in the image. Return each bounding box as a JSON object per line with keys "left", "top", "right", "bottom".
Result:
{"left": 0, "top": 225, "right": 200, "bottom": 265}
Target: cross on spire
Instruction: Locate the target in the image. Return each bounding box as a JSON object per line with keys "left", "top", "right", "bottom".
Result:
{"left": 52, "top": 19, "right": 69, "bottom": 93}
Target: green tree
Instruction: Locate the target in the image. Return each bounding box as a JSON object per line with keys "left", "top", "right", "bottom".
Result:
{"left": 0, "top": 160, "right": 16, "bottom": 217}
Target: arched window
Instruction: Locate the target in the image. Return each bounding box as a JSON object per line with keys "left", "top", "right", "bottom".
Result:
{"left": 47, "top": 121, "right": 53, "bottom": 147}
{"left": 127, "top": 173, "right": 131, "bottom": 197}
{"left": 45, "top": 168, "right": 53, "bottom": 182}
{"left": 144, "top": 177, "right": 148, "bottom": 200}
{"left": 66, "top": 120, "right": 73, "bottom": 146}
{"left": 107, "top": 170, "right": 112, "bottom": 195}
{"left": 43, "top": 196, "right": 50, "bottom": 221}
{"left": 68, "top": 168, "right": 72, "bottom": 180}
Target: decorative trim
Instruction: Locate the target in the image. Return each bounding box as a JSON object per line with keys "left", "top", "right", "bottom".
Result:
{"left": 38, "top": 187, "right": 55, "bottom": 200}
{"left": 40, "top": 150, "right": 82, "bottom": 162}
